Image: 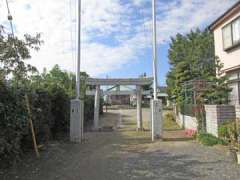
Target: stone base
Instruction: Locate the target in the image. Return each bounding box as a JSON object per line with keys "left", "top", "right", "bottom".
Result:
{"left": 151, "top": 99, "right": 163, "bottom": 141}
{"left": 70, "top": 99, "right": 84, "bottom": 143}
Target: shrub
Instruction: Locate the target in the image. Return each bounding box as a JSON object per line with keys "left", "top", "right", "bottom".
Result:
{"left": 84, "top": 96, "right": 94, "bottom": 127}
{"left": 0, "top": 67, "right": 103, "bottom": 167}
{"left": 164, "top": 112, "right": 175, "bottom": 122}
{"left": 197, "top": 132, "right": 227, "bottom": 146}
{"left": 218, "top": 120, "right": 237, "bottom": 142}
{"left": 84, "top": 96, "right": 103, "bottom": 127}
{"left": 0, "top": 81, "right": 28, "bottom": 168}
{"left": 48, "top": 85, "right": 70, "bottom": 137}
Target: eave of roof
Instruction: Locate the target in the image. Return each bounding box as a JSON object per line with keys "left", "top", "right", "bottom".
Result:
{"left": 209, "top": 1, "right": 240, "bottom": 31}
{"left": 223, "top": 64, "right": 240, "bottom": 73}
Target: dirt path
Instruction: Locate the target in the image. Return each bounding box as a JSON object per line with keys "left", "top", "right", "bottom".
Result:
{"left": 1, "top": 109, "right": 240, "bottom": 180}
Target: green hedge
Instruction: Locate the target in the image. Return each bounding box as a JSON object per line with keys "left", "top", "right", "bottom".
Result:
{"left": 0, "top": 80, "right": 100, "bottom": 168}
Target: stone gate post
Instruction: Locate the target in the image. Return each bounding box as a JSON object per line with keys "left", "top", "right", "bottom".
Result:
{"left": 136, "top": 85, "right": 143, "bottom": 130}
{"left": 94, "top": 85, "right": 100, "bottom": 130}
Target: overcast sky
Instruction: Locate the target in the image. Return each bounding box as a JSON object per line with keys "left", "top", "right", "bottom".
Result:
{"left": 0, "top": 0, "right": 238, "bottom": 85}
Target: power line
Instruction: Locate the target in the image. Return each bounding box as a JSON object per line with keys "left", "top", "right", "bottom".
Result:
{"left": 5, "top": 0, "right": 15, "bottom": 37}
{"left": 5, "top": 0, "right": 20, "bottom": 66}
{"left": 69, "top": 0, "right": 77, "bottom": 94}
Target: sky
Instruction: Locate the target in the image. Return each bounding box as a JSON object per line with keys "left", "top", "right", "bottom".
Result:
{"left": 0, "top": 0, "right": 238, "bottom": 86}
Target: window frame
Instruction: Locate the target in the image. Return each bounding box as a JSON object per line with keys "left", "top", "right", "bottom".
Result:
{"left": 222, "top": 16, "right": 240, "bottom": 51}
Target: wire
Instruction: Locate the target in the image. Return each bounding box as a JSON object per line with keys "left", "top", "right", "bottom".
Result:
{"left": 5, "top": 0, "right": 21, "bottom": 77}
{"left": 69, "top": 0, "right": 76, "bottom": 72}
{"left": 139, "top": 3, "right": 149, "bottom": 46}
{"left": 69, "top": 0, "right": 77, "bottom": 94}
{"left": 5, "top": 0, "right": 15, "bottom": 37}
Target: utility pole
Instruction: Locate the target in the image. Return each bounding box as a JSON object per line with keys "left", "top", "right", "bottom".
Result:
{"left": 76, "top": 0, "right": 81, "bottom": 99}
{"left": 151, "top": 0, "right": 162, "bottom": 141}
{"left": 152, "top": 0, "right": 158, "bottom": 100}
{"left": 70, "top": 0, "right": 83, "bottom": 143}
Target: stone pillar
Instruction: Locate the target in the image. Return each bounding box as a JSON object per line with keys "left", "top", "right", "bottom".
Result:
{"left": 151, "top": 99, "right": 163, "bottom": 141}
{"left": 205, "top": 105, "right": 236, "bottom": 137}
{"left": 236, "top": 105, "right": 240, "bottom": 119}
{"left": 70, "top": 99, "right": 84, "bottom": 142}
{"left": 167, "top": 99, "right": 170, "bottom": 107}
{"left": 94, "top": 85, "right": 100, "bottom": 130}
{"left": 136, "top": 85, "right": 143, "bottom": 130}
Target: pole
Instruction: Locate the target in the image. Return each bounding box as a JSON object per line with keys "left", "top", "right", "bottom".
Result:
{"left": 76, "top": 0, "right": 81, "bottom": 99}
{"left": 25, "top": 95, "right": 40, "bottom": 158}
{"left": 152, "top": 0, "right": 158, "bottom": 100}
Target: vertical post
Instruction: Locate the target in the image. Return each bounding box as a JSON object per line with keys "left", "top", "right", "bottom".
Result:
{"left": 94, "top": 85, "right": 100, "bottom": 130}
{"left": 151, "top": 0, "right": 163, "bottom": 141}
{"left": 152, "top": 0, "right": 158, "bottom": 100}
{"left": 136, "top": 85, "right": 143, "bottom": 130}
{"left": 70, "top": 0, "right": 83, "bottom": 143}
{"left": 25, "top": 95, "right": 40, "bottom": 158}
{"left": 76, "top": 0, "right": 81, "bottom": 99}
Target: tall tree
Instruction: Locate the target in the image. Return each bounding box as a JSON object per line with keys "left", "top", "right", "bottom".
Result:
{"left": 167, "top": 29, "right": 230, "bottom": 104}
{"left": 0, "top": 26, "right": 42, "bottom": 81}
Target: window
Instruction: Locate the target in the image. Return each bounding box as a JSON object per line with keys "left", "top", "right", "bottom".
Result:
{"left": 232, "top": 18, "right": 240, "bottom": 44}
{"left": 222, "top": 16, "right": 240, "bottom": 50}
{"left": 223, "top": 24, "right": 232, "bottom": 49}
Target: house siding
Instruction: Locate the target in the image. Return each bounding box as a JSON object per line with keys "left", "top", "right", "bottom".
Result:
{"left": 213, "top": 10, "right": 240, "bottom": 105}
{"left": 214, "top": 11, "right": 240, "bottom": 71}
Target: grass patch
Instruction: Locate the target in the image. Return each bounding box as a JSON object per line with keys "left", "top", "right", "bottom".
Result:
{"left": 197, "top": 132, "right": 228, "bottom": 146}
{"left": 163, "top": 111, "right": 181, "bottom": 130}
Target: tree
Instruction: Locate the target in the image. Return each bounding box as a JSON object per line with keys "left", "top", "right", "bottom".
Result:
{"left": 0, "top": 25, "right": 42, "bottom": 167}
{"left": 166, "top": 29, "right": 230, "bottom": 104}
{"left": 0, "top": 27, "right": 42, "bottom": 82}
{"left": 201, "top": 58, "right": 231, "bottom": 104}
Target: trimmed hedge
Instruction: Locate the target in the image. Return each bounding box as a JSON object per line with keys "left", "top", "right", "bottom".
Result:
{"left": 0, "top": 79, "right": 101, "bottom": 168}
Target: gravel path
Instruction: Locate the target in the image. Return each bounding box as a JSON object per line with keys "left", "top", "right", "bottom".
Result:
{"left": 1, "top": 108, "right": 240, "bottom": 180}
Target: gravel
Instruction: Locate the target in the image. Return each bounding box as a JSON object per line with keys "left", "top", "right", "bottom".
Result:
{"left": 1, "top": 109, "right": 240, "bottom": 180}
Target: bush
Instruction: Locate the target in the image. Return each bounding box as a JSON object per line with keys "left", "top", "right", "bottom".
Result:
{"left": 84, "top": 96, "right": 103, "bottom": 127}
{"left": 84, "top": 96, "right": 94, "bottom": 127}
{"left": 218, "top": 120, "right": 237, "bottom": 142}
{"left": 197, "top": 132, "right": 227, "bottom": 146}
{"left": 0, "top": 67, "right": 103, "bottom": 167}
{"left": 48, "top": 85, "right": 70, "bottom": 137}
{"left": 164, "top": 112, "right": 175, "bottom": 122}
{"left": 0, "top": 81, "right": 28, "bottom": 168}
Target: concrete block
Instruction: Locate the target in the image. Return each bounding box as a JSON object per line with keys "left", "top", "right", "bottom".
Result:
{"left": 151, "top": 99, "right": 163, "bottom": 141}
{"left": 70, "top": 99, "right": 84, "bottom": 143}
{"left": 205, "top": 105, "right": 236, "bottom": 137}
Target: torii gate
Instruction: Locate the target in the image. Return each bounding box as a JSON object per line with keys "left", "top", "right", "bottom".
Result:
{"left": 70, "top": 0, "right": 162, "bottom": 143}
{"left": 86, "top": 77, "right": 153, "bottom": 130}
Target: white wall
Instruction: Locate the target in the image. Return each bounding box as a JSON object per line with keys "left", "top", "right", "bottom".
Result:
{"left": 236, "top": 105, "right": 240, "bottom": 119}
{"left": 205, "top": 105, "right": 236, "bottom": 137}
{"left": 176, "top": 112, "right": 198, "bottom": 130}
{"left": 214, "top": 11, "right": 240, "bottom": 71}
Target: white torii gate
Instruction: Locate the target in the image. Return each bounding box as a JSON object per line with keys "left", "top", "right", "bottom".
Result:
{"left": 70, "top": 0, "right": 162, "bottom": 143}
{"left": 86, "top": 77, "right": 153, "bottom": 130}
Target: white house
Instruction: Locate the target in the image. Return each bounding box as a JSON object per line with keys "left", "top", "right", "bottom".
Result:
{"left": 209, "top": 1, "right": 240, "bottom": 105}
